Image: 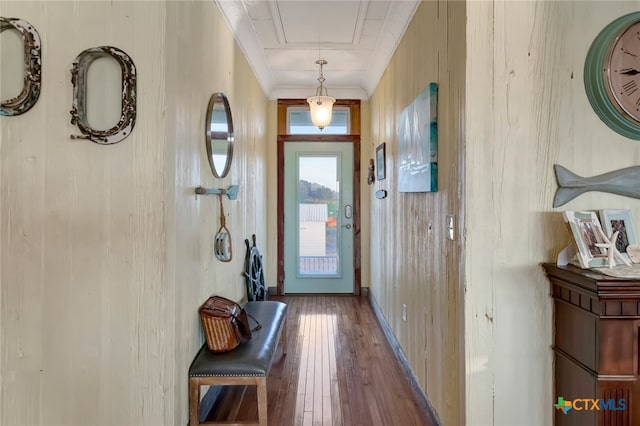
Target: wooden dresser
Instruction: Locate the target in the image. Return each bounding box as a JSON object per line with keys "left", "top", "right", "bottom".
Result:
{"left": 543, "top": 263, "right": 640, "bottom": 426}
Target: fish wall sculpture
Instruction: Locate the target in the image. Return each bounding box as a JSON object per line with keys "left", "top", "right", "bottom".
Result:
{"left": 553, "top": 164, "right": 640, "bottom": 207}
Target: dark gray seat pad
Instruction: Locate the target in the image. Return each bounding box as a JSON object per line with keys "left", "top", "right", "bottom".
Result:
{"left": 189, "top": 301, "right": 287, "bottom": 377}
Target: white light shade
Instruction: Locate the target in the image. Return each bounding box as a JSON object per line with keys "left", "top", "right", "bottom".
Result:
{"left": 307, "top": 95, "right": 336, "bottom": 130}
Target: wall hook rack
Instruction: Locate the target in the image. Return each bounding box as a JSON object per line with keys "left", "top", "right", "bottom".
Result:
{"left": 194, "top": 185, "right": 239, "bottom": 200}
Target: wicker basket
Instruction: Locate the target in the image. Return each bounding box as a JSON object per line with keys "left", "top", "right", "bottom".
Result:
{"left": 199, "top": 296, "right": 251, "bottom": 353}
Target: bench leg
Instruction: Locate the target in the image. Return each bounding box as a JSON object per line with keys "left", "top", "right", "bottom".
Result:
{"left": 189, "top": 376, "right": 267, "bottom": 425}
{"left": 189, "top": 378, "right": 200, "bottom": 426}
{"left": 257, "top": 377, "right": 268, "bottom": 426}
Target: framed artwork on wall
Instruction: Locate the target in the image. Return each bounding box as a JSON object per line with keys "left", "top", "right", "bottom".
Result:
{"left": 397, "top": 82, "right": 438, "bottom": 192}
{"left": 376, "top": 142, "right": 386, "bottom": 180}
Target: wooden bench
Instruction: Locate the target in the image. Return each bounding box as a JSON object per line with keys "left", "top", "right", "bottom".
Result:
{"left": 188, "top": 300, "right": 287, "bottom": 426}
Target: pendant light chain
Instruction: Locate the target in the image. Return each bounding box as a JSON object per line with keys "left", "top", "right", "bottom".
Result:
{"left": 316, "top": 59, "right": 328, "bottom": 97}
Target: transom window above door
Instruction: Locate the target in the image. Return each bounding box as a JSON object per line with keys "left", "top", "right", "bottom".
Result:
{"left": 287, "top": 106, "right": 350, "bottom": 135}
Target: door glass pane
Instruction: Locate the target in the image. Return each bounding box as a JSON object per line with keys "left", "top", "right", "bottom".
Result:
{"left": 298, "top": 155, "right": 340, "bottom": 276}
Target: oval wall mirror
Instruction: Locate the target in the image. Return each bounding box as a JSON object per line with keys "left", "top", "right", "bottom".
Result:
{"left": 205, "top": 93, "right": 234, "bottom": 178}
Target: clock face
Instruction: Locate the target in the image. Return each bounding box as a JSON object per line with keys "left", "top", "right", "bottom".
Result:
{"left": 607, "top": 21, "right": 640, "bottom": 123}
{"left": 584, "top": 12, "right": 640, "bottom": 139}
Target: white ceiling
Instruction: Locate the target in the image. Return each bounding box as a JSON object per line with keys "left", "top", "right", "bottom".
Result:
{"left": 215, "top": 0, "right": 420, "bottom": 100}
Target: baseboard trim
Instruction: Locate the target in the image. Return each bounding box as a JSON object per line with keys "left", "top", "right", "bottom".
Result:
{"left": 366, "top": 291, "right": 442, "bottom": 426}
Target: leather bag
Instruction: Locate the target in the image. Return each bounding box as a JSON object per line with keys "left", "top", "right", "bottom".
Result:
{"left": 199, "top": 295, "right": 259, "bottom": 353}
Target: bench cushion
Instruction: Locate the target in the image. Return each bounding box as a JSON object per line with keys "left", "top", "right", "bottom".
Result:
{"left": 189, "top": 301, "right": 287, "bottom": 378}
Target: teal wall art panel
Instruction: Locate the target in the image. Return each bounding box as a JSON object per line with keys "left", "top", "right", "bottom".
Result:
{"left": 397, "top": 82, "right": 438, "bottom": 192}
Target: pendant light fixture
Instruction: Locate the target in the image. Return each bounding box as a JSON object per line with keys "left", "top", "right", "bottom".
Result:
{"left": 306, "top": 59, "right": 335, "bottom": 130}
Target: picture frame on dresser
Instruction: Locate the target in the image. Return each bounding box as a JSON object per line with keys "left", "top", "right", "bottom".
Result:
{"left": 563, "top": 210, "right": 608, "bottom": 268}
{"left": 599, "top": 209, "right": 637, "bottom": 259}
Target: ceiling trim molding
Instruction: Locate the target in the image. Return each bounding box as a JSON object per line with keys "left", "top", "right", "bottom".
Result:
{"left": 268, "top": 1, "right": 286, "bottom": 45}
{"left": 361, "top": 0, "right": 420, "bottom": 95}
{"left": 215, "top": 0, "right": 276, "bottom": 95}
{"left": 352, "top": 1, "right": 368, "bottom": 45}
{"left": 272, "top": 86, "right": 368, "bottom": 101}
{"left": 215, "top": 0, "right": 421, "bottom": 100}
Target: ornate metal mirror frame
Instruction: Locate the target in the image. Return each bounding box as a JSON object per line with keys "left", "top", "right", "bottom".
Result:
{"left": 70, "top": 46, "right": 136, "bottom": 144}
{"left": 0, "top": 17, "right": 41, "bottom": 116}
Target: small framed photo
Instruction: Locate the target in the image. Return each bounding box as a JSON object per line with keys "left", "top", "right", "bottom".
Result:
{"left": 599, "top": 209, "right": 637, "bottom": 257}
{"left": 563, "top": 211, "right": 608, "bottom": 268}
{"left": 376, "top": 142, "right": 386, "bottom": 181}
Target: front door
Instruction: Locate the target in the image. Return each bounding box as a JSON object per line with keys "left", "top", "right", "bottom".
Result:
{"left": 283, "top": 142, "right": 354, "bottom": 293}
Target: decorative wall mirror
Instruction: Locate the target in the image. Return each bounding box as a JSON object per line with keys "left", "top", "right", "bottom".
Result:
{"left": 205, "top": 92, "right": 234, "bottom": 178}
{"left": 0, "top": 17, "right": 41, "bottom": 116}
{"left": 70, "top": 46, "right": 136, "bottom": 144}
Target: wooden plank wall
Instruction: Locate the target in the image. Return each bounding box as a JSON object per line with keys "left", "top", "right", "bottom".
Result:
{"left": 166, "top": 2, "right": 269, "bottom": 423}
{"left": 0, "top": 1, "right": 269, "bottom": 425}
{"left": 368, "top": 2, "right": 465, "bottom": 425}
{"left": 466, "top": 1, "right": 640, "bottom": 425}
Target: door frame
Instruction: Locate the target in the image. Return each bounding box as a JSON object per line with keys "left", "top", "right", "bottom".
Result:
{"left": 276, "top": 99, "right": 361, "bottom": 295}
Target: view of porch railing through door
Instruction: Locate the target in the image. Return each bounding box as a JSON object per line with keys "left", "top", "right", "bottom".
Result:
{"left": 299, "top": 255, "right": 338, "bottom": 274}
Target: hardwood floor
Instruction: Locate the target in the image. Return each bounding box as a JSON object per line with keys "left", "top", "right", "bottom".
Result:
{"left": 204, "top": 295, "right": 439, "bottom": 426}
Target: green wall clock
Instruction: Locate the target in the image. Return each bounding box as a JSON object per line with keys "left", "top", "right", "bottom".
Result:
{"left": 585, "top": 12, "right": 640, "bottom": 140}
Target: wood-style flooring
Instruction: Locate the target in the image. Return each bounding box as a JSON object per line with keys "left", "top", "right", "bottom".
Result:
{"left": 204, "top": 295, "right": 438, "bottom": 426}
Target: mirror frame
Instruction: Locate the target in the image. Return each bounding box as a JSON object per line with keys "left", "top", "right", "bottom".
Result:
{"left": 0, "top": 17, "right": 42, "bottom": 116}
{"left": 205, "top": 92, "right": 234, "bottom": 178}
{"left": 69, "top": 46, "right": 136, "bottom": 144}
